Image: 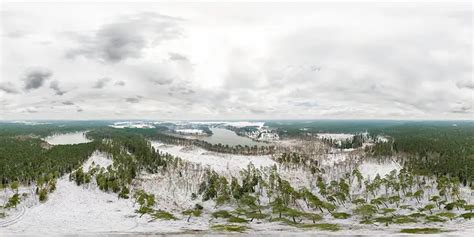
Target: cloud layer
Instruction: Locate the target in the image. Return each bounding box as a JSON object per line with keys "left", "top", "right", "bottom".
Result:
{"left": 22, "top": 68, "right": 52, "bottom": 91}
{"left": 1, "top": 3, "right": 472, "bottom": 120}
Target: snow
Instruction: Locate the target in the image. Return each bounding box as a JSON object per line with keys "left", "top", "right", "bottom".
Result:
{"left": 151, "top": 141, "right": 276, "bottom": 176}
{"left": 317, "top": 133, "right": 354, "bottom": 141}
{"left": 223, "top": 121, "right": 265, "bottom": 128}
{"left": 320, "top": 152, "right": 350, "bottom": 166}
{"left": 44, "top": 131, "right": 91, "bottom": 145}
{"left": 376, "top": 135, "right": 389, "bottom": 143}
{"left": 82, "top": 152, "right": 113, "bottom": 171}
{"left": 359, "top": 160, "right": 401, "bottom": 179}
{"left": 1, "top": 177, "right": 212, "bottom": 235}
{"left": 2, "top": 151, "right": 473, "bottom": 235}
{"left": 109, "top": 121, "right": 155, "bottom": 128}
{"left": 175, "top": 129, "right": 205, "bottom": 135}
{"left": 189, "top": 121, "right": 265, "bottom": 128}
{"left": 3, "top": 177, "right": 137, "bottom": 234}
{"left": 3, "top": 134, "right": 474, "bottom": 235}
{"left": 10, "top": 121, "right": 51, "bottom": 125}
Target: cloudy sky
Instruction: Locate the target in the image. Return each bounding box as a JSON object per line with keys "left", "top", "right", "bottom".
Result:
{"left": 0, "top": 2, "right": 472, "bottom": 120}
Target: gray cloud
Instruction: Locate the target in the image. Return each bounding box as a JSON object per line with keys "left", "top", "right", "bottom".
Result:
{"left": 4, "top": 30, "right": 27, "bottom": 38}
{"left": 49, "top": 80, "right": 67, "bottom": 95}
{"left": 24, "top": 107, "right": 38, "bottom": 113}
{"left": 293, "top": 101, "right": 319, "bottom": 108}
{"left": 130, "top": 63, "right": 176, "bottom": 86}
{"left": 62, "top": 101, "right": 74, "bottom": 105}
{"left": 125, "top": 97, "right": 140, "bottom": 103}
{"left": 22, "top": 68, "right": 52, "bottom": 91}
{"left": 114, "top": 80, "right": 126, "bottom": 86}
{"left": 93, "top": 77, "right": 111, "bottom": 89}
{"left": 451, "top": 103, "right": 472, "bottom": 114}
{"left": 66, "top": 12, "right": 183, "bottom": 63}
{"left": 0, "top": 82, "right": 19, "bottom": 94}
{"left": 2, "top": 4, "right": 471, "bottom": 120}
{"left": 168, "top": 52, "right": 188, "bottom": 61}
{"left": 169, "top": 85, "right": 195, "bottom": 95}
{"left": 150, "top": 77, "right": 173, "bottom": 85}
{"left": 456, "top": 79, "right": 474, "bottom": 89}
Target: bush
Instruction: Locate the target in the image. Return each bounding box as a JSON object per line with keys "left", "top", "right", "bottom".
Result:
{"left": 298, "top": 223, "right": 341, "bottom": 231}
{"left": 228, "top": 216, "right": 248, "bottom": 223}
{"left": 400, "top": 228, "right": 444, "bottom": 234}
{"left": 212, "top": 210, "right": 232, "bottom": 219}
{"left": 332, "top": 212, "right": 351, "bottom": 219}
{"left": 460, "top": 212, "right": 474, "bottom": 220}
{"left": 211, "top": 224, "right": 248, "bottom": 232}
{"left": 38, "top": 188, "right": 48, "bottom": 202}
{"left": 151, "top": 210, "right": 177, "bottom": 220}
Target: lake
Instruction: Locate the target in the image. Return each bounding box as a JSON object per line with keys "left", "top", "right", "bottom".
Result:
{"left": 44, "top": 131, "right": 92, "bottom": 145}
{"left": 197, "top": 128, "right": 264, "bottom": 147}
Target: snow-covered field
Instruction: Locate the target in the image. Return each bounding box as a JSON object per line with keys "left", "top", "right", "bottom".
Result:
{"left": 109, "top": 121, "right": 155, "bottom": 128}
{"left": 359, "top": 160, "right": 401, "bottom": 179}
{"left": 151, "top": 141, "right": 275, "bottom": 177}
{"left": 82, "top": 151, "right": 113, "bottom": 171}
{"left": 44, "top": 131, "right": 91, "bottom": 145}
{"left": 3, "top": 177, "right": 138, "bottom": 234}
{"left": 317, "top": 133, "right": 354, "bottom": 141}
{"left": 2, "top": 141, "right": 473, "bottom": 235}
{"left": 175, "top": 129, "right": 205, "bottom": 135}
{"left": 190, "top": 121, "right": 265, "bottom": 128}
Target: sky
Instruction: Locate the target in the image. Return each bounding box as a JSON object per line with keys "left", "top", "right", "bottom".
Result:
{"left": 0, "top": 2, "right": 472, "bottom": 120}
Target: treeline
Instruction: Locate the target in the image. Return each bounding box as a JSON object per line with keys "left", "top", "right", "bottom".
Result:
{"left": 193, "top": 163, "right": 473, "bottom": 228}
{"left": 369, "top": 124, "right": 474, "bottom": 187}
{"left": 0, "top": 136, "right": 97, "bottom": 185}
{"left": 320, "top": 134, "right": 365, "bottom": 150}
{"left": 266, "top": 120, "right": 405, "bottom": 138}
{"left": 88, "top": 127, "right": 275, "bottom": 155}
{"left": 0, "top": 121, "right": 109, "bottom": 137}
{"left": 72, "top": 129, "right": 183, "bottom": 199}
{"left": 153, "top": 130, "right": 275, "bottom": 155}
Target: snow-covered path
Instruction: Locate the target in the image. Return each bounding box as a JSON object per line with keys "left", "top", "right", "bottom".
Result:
{"left": 3, "top": 178, "right": 138, "bottom": 234}
{"left": 0, "top": 204, "right": 25, "bottom": 228}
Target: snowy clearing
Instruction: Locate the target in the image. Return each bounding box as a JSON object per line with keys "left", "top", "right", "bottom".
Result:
{"left": 317, "top": 133, "right": 354, "bottom": 141}
{"left": 109, "top": 121, "right": 155, "bottom": 128}
{"left": 44, "top": 131, "right": 91, "bottom": 145}
{"left": 359, "top": 160, "right": 402, "bottom": 179}
{"left": 151, "top": 141, "right": 275, "bottom": 176}
{"left": 175, "top": 129, "right": 205, "bottom": 135}
{"left": 189, "top": 121, "right": 265, "bottom": 128}
{"left": 82, "top": 151, "right": 113, "bottom": 171}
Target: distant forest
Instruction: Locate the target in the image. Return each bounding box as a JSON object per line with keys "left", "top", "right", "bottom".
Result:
{"left": 1, "top": 120, "right": 473, "bottom": 188}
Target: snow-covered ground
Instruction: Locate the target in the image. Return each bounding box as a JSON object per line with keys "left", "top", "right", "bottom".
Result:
{"left": 151, "top": 141, "right": 276, "bottom": 177}
{"left": 224, "top": 121, "right": 265, "bottom": 128}
{"left": 320, "top": 152, "right": 351, "bottom": 166}
{"left": 3, "top": 177, "right": 138, "bottom": 234}
{"left": 2, "top": 140, "right": 473, "bottom": 235}
{"left": 189, "top": 121, "right": 265, "bottom": 128}
{"left": 82, "top": 151, "right": 113, "bottom": 171}
{"left": 175, "top": 129, "right": 205, "bottom": 135}
{"left": 376, "top": 135, "right": 389, "bottom": 143}
{"left": 44, "top": 131, "right": 91, "bottom": 145}
{"left": 317, "top": 133, "right": 354, "bottom": 141}
{"left": 109, "top": 121, "right": 155, "bottom": 128}
{"left": 10, "top": 121, "right": 51, "bottom": 125}
{"left": 359, "top": 160, "right": 401, "bottom": 179}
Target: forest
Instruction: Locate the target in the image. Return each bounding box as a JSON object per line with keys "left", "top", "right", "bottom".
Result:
{"left": 1, "top": 120, "right": 473, "bottom": 234}
{"left": 369, "top": 123, "right": 474, "bottom": 187}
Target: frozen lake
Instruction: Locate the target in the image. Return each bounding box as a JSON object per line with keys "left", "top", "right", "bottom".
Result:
{"left": 44, "top": 131, "right": 92, "bottom": 145}
{"left": 197, "top": 127, "right": 264, "bottom": 147}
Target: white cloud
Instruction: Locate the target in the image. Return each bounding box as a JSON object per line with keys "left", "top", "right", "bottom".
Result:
{"left": 0, "top": 2, "right": 472, "bottom": 120}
